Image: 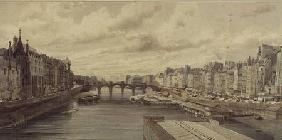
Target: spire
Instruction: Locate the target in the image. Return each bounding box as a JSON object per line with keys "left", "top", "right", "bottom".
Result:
{"left": 258, "top": 46, "right": 261, "bottom": 55}
{"left": 19, "top": 28, "right": 22, "bottom": 40}
{"left": 8, "top": 41, "right": 12, "bottom": 57}
{"left": 14, "top": 28, "right": 24, "bottom": 56}
{"left": 8, "top": 41, "right": 12, "bottom": 69}
{"left": 26, "top": 39, "right": 30, "bottom": 53}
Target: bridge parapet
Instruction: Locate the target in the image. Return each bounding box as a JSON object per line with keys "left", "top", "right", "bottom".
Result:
{"left": 91, "top": 81, "right": 161, "bottom": 96}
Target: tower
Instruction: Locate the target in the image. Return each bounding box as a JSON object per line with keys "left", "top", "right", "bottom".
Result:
{"left": 13, "top": 29, "right": 32, "bottom": 98}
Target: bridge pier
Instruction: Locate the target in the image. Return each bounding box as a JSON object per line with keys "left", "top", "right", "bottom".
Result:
{"left": 142, "top": 88, "right": 146, "bottom": 94}
{"left": 120, "top": 81, "right": 125, "bottom": 98}
{"left": 132, "top": 87, "right": 136, "bottom": 96}
{"left": 108, "top": 81, "right": 114, "bottom": 99}
{"left": 109, "top": 86, "right": 113, "bottom": 98}
{"left": 97, "top": 87, "right": 102, "bottom": 97}
{"left": 121, "top": 87, "right": 124, "bottom": 97}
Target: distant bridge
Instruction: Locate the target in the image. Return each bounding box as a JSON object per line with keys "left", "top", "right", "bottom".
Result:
{"left": 88, "top": 81, "right": 161, "bottom": 96}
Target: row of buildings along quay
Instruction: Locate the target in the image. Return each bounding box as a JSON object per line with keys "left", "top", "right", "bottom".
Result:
{"left": 0, "top": 29, "right": 84, "bottom": 128}
{"left": 117, "top": 44, "right": 282, "bottom": 121}
{"left": 123, "top": 44, "right": 282, "bottom": 101}
{"left": 0, "top": 29, "right": 74, "bottom": 101}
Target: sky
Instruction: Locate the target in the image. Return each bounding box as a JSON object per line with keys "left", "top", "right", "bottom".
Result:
{"left": 0, "top": 1, "right": 282, "bottom": 80}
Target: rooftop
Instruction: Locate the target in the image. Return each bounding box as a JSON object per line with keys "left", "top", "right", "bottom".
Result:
{"left": 157, "top": 120, "right": 254, "bottom": 140}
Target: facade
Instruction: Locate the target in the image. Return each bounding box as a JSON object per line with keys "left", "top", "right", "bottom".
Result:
{"left": 259, "top": 44, "right": 279, "bottom": 89}
{"left": 0, "top": 48, "right": 21, "bottom": 100}
{"left": 183, "top": 65, "right": 191, "bottom": 86}
{"left": 204, "top": 71, "right": 214, "bottom": 93}
{"left": 214, "top": 72, "right": 226, "bottom": 94}
{"left": 125, "top": 75, "right": 131, "bottom": 84}
{"left": 193, "top": 69, "right": 205, "bottom": 90}
{"left": 127, "top": 75, "right": 143, "bottom": 85}
{"left": 185, "top": 68, "right": 204, "bottom": 90}
{"left": 203, "top": 62, "right": 224, "bottom": 93}
{"left": 276, "top": 47, "right": 282, "bottom": 94}
{"left": 186, "top": 73, "right": 193, "bottom": 88}
{"left": 233, "top": 62, "right": 245, "bottom": 94}
{"left": 154, "top": 73, "right": 164, "bottom": 86}
{"left": 244, "top": 63, "right": 259, "bottom": 97}
{"left": 161, "top": 67, "right": 187, "bottom": 88}
{"left": 163, "top": 67, "right": 174, "bottom": 87}
{"left": 224, "top": 70, "right": 234, "bottom": 95}
{"left": 0, "top": 29, "right": 74, "bottom": 100}
{"left": 155, "top": 43, "right": 282, "bottom": 98}
{"left": 74, "top": 75, "right": 97, "bottom": 85}
{"left": 143, "top": 75, "right": 154, "bottom": 85}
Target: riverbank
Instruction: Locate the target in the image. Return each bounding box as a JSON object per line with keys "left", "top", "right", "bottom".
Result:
{"left": 0, "top": 86, "right": 83, "bottom": 129}
{"left": 130, "top": 91, "right": 279, "bottom": 140}
{"left": 130, "top": 92, "right": 211, "bottom": 119}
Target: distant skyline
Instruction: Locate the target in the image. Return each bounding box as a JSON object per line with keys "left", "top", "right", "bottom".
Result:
{"left": 1, "top": 1, "right": 282, "bottom": 79}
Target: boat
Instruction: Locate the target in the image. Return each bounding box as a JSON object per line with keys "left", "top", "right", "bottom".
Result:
{"left": 254, "top": 115, "right": 264, "bottom": 120}
{"left": 78, "top": 95, "right": 100, "bottom": 103}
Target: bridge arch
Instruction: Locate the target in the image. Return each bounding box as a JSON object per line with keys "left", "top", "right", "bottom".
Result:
{"left": 92, "top": 81, "right": 161, "bottom": 97}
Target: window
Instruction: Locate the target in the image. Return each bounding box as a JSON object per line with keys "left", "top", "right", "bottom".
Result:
{"left": 4, "top": 68, "right": 6, "bottom": 75}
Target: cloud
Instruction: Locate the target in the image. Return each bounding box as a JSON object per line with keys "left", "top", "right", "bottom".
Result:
{"left": 241, "top": 5, "right": 275, "bottom": 17}
{"left": 112, "top": 4, "right": 163, "bottom": 30}
{"left": 1, "top": 2, "right": 282, "bottom": 78}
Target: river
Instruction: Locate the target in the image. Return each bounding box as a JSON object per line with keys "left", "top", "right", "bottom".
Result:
{"left": 0, "top": 88, "right": 275, "bottom": 140}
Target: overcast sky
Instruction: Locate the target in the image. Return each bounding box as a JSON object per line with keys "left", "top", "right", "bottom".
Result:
{"left": 0, "top": 1, "right": 282, "bottom": 80}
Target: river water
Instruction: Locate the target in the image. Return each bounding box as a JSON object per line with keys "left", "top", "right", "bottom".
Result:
{"left": 0, "top": 88, "right": 275, "bottom": 140}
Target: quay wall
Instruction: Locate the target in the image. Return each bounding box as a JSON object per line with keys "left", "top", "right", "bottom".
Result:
{"left": 0, "top": 86, "right": 83, "bottom": 128}
{"left": 164, "top": 89, "right": 282, "bottom": 120}
{"left": 143, "top": 116, "right": 175, "bottom": 140}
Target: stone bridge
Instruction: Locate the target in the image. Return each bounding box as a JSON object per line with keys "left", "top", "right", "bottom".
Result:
{"left": 90, "top": 81, "right": 161, "bottom": 96}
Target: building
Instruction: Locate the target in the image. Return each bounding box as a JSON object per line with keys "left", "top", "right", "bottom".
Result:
{"left": 224, "top": 61, "right": 236, "bottom": 70}
{"left": 127, "top": 75, "right": 143, "bottom": 85}
{"left": 204, "top": 71, "right": 214, "bottom": 93}
{"left": 125, "top": 75, "right": 131, "bottom": 84}
{"left": 183, "top": 65, "right": 191, "bottom": 86}
{"left": 0, "top": 29, "right": 74, "bottom": 100}
{"left": 258, "top": 44, "right": 279, "bottom": 88}
{"left": 214, "top": 72, "right": 226, "bottom": 94}
{"left": 233, "top": 62, "right": 246, "bottom": 95}
{"left": 74, "top": 75, "right": 96, "bottom": 85}
{"left": 186, "top": 68, "right": 204, "bottom": 90}
{"left": 244, "top": 62, "right": 259, "bottom": 97}
{"left": 186, "top": 73, "right": 193, "bottom": 88}
{"left": 224, "top": 70, "right": 234, "bottom": 95}
{"left": 203, "top": 62, "right": 224, "bottom": 93}
{"left": 275, "top": 46, "right": 282, "bottom": 94}
{"left": 154, "top": 72, "right": 164, "bottom": 86}
{"left": 143, "top": 75, "right": 154, "bottom": 85}
{"left": 0, "top": 48, "right": 21, "bottom": 100}
{"left": 163, "top": 67, "right": 174, "bottom": 88}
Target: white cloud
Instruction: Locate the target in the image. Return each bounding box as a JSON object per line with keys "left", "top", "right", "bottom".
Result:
{"left": 0, "top": 2, "right": 282, "bottom": 78}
